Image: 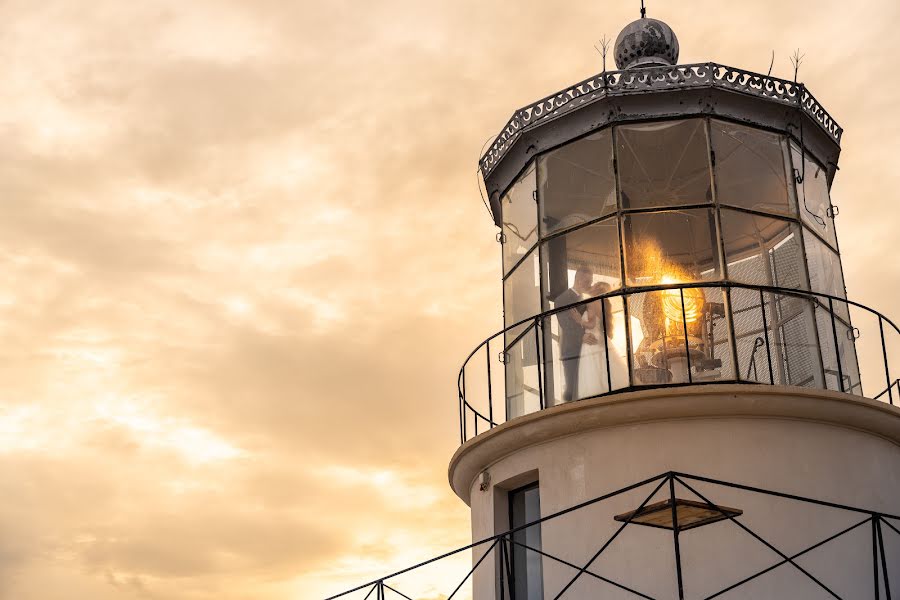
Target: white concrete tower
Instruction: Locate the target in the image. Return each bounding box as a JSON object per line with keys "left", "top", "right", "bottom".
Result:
{"left": 451, "top": 15, "right": 900, "bottom": 600}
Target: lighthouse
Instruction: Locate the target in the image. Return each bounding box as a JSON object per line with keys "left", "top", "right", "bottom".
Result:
{"left": 326, "top": 12, "right": 900, "bottom": 600}
{"left": 449, "top": 13, "right": 900, "bottom": 600}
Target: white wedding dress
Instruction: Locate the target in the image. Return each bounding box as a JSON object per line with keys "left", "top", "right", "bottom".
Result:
{"left": 576, "top": 316, "right": 629, "bottom": 399}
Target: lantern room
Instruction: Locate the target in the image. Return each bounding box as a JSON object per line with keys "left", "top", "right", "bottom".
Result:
{"left": 466, "top": 16, "right": 867, "bottom": 427}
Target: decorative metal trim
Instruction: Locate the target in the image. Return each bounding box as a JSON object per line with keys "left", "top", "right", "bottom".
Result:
{"left": 479, "top": 63, "right": 843, "bottom": 179}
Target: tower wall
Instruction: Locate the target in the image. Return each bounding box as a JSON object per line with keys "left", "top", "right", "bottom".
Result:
{"left": 451, "top": 385, "right": 900, "bottom": 599}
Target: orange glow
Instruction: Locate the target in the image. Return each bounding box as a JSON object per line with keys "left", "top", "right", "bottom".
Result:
{"left": 661, "top": 276, "right": 705, "bottom": 325}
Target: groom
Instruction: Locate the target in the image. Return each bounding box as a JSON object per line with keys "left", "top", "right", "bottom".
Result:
{"left": 556, "top": 266, "right": 593, "bottom": 402}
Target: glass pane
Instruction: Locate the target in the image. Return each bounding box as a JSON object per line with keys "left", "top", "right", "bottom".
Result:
{"left": 791, "top": 144, "right": 838, "bottom": 249}
{"left": 538, "top": 130, "right": 616, "bottom": 236}
{"left": 502, "top": 162, "right": 538, "bottom": 275}
{"left": 542, "top": 296, "right": 628, "bottom": 404}
{"left": 504, "top": 324, "right": 542, "bottom": 420}
{"left": 542, "top": 218, "right": 621, "bottom": 313}
{"left": 510, "top": 485, "right": 543, "bottom": 600}
{"left": 627, "top": 286, "right": 733, "bottom": 385}
{"left": 815, "top": 302, "right": 861, "bottom": 394}
{"left": 730, "top": 288, "right": 776, "bottom": 384}
{"left": 623, "top": 209, "right": 721, "bottom": 287}
{"left": 711, "top": 120, "right": 795, "bottom": 216}
{"left": 803, "top": 228, "right": 845, "bottom": 300}
{"left": 803, "top": 228, "right": 849, "bottom": 324}
{"left": 730, "top": 289, "right": 824, "bottom": 387}
{"left": 720, "top": 209, "right": 806, "bottom": 289}
{"left": 504, "top": 249, "right": 541, "bottom": 332}
{"left": 774, "top": 293, "right": 825, "bottom": 388}
{"left": 617, "top": 119, "right": 713, "bottom": 209}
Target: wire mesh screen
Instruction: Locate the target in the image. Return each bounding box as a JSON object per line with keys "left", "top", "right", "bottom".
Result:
{"left": 466, "top": 282, "right": 898, "bottom": 445}
{"left": 815, "top": 302, "right": 862, "bottom": 395}
{"left": 730, "top": 288, "right": 773, "bottom": 384}
{"left": 772, "top": 294, "right": 823, "bottom": 388}
{"left": 721, "top": 289, "right": 823, "bottom": 388}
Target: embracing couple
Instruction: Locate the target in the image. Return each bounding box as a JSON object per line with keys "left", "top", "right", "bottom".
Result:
{"left": 556, "top": 266, "right": 627, "bottom": 402}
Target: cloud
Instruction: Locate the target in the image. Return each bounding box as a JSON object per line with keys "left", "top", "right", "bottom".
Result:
{"left": 0, "top": 0, "right": 897, "bottom": 599}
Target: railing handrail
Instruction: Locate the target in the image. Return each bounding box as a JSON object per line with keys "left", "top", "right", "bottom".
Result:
{"left": 458, "top": 282, "right": 899, "bottom": 443}
{"left": 479, "top": 62, "right": 843, "bottom": 179}
{"left": 874, "top": 379, "right": 900, "bottom": 401}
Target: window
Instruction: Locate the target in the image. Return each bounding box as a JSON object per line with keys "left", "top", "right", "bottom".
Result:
{"left": 710, "top": 120, "right": 795, "bottom": 216}
{"left": 803, "top": 228, "right": 850, "bottom": 324}
{"left": 504, "top": 251, "right": 542, "bottom": 419}
{"left": 508, "top": 483, "right": 543, "bottom": 600}
{"left": 730, "top": 289, "right": 824, "bottom": 388}
{"left": 627, "top": 287, "right": 734, "bottom": 385}
{"left": 541, "top": 217, "right": 622, "bottom": 312}
{"left": 719, "top": 209, "right": 806, "bottom": 289}
{"left": 504, "top": 249, "right": 541, "bottom": 332}
{"left": 791, "top": 144, "right": 838, "bottom": 250}
{"left": 502, "top": 163, "right": 539, "bottom": 275}
{"left": 538, "top": 130, "right": 617, "bottom": 236}
{"left": 617, "top": 119, "right": 713, "bottom": 209}
{"left": 623, "top": 209, "right": 722, "bottom": 287}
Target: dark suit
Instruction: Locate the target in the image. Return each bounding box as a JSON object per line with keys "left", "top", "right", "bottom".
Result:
{"left": 555, "top": 288, "right": 586, "bottom": 401}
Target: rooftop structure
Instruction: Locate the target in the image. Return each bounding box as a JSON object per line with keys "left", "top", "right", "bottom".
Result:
{"left": 326, "top": 12, "right": 900, "bottom": 600}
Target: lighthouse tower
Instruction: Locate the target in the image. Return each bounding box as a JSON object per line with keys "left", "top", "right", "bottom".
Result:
{"left": 451, "top": 14, "right": 900, "bottom": 600}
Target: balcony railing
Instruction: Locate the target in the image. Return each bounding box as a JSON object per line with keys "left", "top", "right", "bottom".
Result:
{"left": 479, "top": 62, "right": 842, "bottom": 179}
{"left": 323, "top": 472, "right": 900, "bottom": 600}
{"left": 458, "top": 283, "right": 899, "bottom": 445}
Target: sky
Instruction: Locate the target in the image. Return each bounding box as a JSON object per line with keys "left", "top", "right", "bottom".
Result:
{"left": 0, "top": 0, "right": 899, "bottom": 599}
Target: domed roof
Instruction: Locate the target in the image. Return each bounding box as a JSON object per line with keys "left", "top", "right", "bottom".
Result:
{"left": 614, "top": 17, "right": 679, "bottom": 70}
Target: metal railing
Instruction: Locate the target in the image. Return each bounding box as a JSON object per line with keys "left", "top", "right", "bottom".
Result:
{"left": 458, "top": 282, "right": 899, "bottom": 445}
{"left": 323, "top": 472, "right": 900, "bottom": 600}
{"left": 479, "top": 62, "right": 843, "bottom": 179}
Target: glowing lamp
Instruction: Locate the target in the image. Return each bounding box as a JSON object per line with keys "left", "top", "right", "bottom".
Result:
{"left": 661, "top": 277, "right": 705, "bottom": 329}
{"left": 638, "top": 275, "right": 717, "bottom": 384}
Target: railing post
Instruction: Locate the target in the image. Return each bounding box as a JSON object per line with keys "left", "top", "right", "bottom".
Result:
{"left": 462, "top": 369, "right": 467, "bottom": 442}
{"left": 759, "top": 289, "right": 776, "bottom": 385}
{"left": 459, "top": 392, "right": 463, "bottom": 445}
{"left": 828, "top": 298, "right": 845, "bottom": 392}
{"left": 723, "top": 286, "right": 742, "bottom": 383}
{"left": 879, "top": 317, "right": 893, "bottom": 405}
{"left": 680, "top": 289, "right": 693, "bottom": 384}
{"left": 600, "top": 298, "right": 613, "bottom": 392}
{"left": 486, "top": 342, "right": 494, "bottom": 425}
{"left": 543, "top": 314, "right": 559, "bottom": 406}
{"left": 535, "top": 317, "right": 544, "bottom": 410}
{"left": 622, "top": 290, "right": 635, "bottom": 387}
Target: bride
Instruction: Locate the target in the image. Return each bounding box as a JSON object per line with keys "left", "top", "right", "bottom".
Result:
{"left": 577, "top": 283, "right": 629, "bottom": 399}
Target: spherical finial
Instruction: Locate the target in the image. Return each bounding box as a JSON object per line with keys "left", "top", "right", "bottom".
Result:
{"left": 614, "top": 17, "right": 679, "bottom": 70}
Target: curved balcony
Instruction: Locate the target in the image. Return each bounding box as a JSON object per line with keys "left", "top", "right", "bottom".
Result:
{"left": 458, "top": 282, "right": 899, "bottom": 444}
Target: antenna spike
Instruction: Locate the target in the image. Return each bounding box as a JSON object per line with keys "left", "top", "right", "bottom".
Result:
{"left": 640, "top": 0, "right": 647, "bottom": 18}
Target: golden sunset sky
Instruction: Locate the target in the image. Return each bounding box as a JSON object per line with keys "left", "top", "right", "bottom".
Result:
{"left": 1, "top": 0, "right": 899, "bottom": 598}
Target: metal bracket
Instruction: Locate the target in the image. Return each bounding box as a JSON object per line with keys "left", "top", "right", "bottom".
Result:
{"left": 826, "top": 205, "right": 839, "bottom": 218}
{"left": 498, "top": 352, "right": 510, "bottom": 365}
{"left": 849, "top": 327, "right": 860, "bottom": 341}
{"left": 496, "top": 232, "right": 506, "bottom": 244}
